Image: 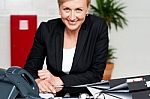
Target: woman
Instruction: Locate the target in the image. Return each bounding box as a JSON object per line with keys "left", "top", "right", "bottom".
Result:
{"left": 24, "top": 0, "right": 109, "bottom": 94}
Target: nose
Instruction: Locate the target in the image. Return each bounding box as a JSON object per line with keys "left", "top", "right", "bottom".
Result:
{"left": 69, "top": 11, "right": 76, "bottom": 21}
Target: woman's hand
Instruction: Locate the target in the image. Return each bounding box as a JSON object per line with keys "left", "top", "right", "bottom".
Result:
{"left": 37, "top": 69, "right": 64, "bottom": 93}
{"left": 35, "top": 78, "right": 56, "bottom": 94}
{"left": 38, "top": 70, "right": 64, "bottom": 86}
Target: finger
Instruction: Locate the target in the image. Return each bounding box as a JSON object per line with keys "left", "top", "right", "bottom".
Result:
{"left": 38, "top": 70, "right": 49, "bottom": 74}
{"left": 38, "top": 70, "right": 53, "bottom": 76}
{"left": 36, "top": 79, "right": 52, "bottom": 93}
{"left": 42, "top": 79, "right": 56, "bottom": 93}
{"left": 41, "top": 80, "right": 56, "bottom": 94}
{"left": 38, "top": 81, "right": 50, "bottom": 92}
{"left": 38, "top": 74, "right": 49, "bottom": 79}
{"left": 47, "top": 84, "right": 56, "bottom": 94}
{"left": 38, "top": 70, "right": 54, "bottom": 80}
{"left": 55, "top": 87, "right": 63, "bottom": 92}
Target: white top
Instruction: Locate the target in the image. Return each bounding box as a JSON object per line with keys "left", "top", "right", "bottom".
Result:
{"left": 62, "top": 47, "right": 75, "bottom": 74}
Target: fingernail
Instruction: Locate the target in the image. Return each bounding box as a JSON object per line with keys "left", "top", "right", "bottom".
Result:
{"left": 53, "top": 90, "right": 56, "bottom": 94}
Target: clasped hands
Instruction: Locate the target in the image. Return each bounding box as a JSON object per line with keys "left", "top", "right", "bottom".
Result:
{"left": 35, "top": 70, "right": 64, "bottom": 94}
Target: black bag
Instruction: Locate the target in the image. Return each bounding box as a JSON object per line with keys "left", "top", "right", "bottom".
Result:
{"left": 0, "top": 67, "right": 41, "bottom": 99}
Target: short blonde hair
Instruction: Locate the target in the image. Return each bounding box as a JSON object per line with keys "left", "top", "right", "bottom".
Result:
{"left": 57, "top": 0, "right": 91, "bottom": 7}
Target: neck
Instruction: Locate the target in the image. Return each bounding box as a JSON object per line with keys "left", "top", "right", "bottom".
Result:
{"left": 64, "top": 28, "right": 79, "bottom": 49}
{"left": 65, "top": 28, "right": 79, "bottom": 38}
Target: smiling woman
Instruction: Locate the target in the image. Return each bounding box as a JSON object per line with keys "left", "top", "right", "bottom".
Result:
{"left": 59, "top": 0, "right": 89, "bottom": 48}
{"left": 24, "top": 0, "right": 109, "bottom": 95}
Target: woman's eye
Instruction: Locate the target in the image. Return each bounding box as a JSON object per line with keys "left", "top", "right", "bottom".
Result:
{"left": 76, "top": 8, "right": 82, "bottom": 13}
{"left": 64, "top": 8, "right": 70, "bottom": 12}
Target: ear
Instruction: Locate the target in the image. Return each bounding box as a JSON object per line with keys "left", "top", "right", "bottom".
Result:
{"left": 86, "top": 6, "right": 90, "bottom": 15}
{"left": 86, "top": 10, "right": 89, "bottom": 15}
{"left": 86, "top": 11, "right": 89, "bottom": 15}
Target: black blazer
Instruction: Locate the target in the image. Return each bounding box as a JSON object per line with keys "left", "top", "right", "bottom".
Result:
{"left": 24, "top": 14, "right": 109, "bottom": 87}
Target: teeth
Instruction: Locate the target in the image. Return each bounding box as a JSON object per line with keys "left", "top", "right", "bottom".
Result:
{"left": 69, "top": 21, "right": 76, "bottom": 25}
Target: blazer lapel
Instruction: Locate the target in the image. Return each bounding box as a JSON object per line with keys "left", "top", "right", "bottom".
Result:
{"left": 55, "top": 24, "right": 64, "bottom": 72}
{"left": 71, "top": 29, "right": 88, "bottom": 71}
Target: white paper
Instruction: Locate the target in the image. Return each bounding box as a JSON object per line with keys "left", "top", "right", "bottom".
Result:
{"left": 146, "top": 81, "right": 150, "bottom": 87}
{"left": 39, "top": 93, "right": 54, "bottom": 99}
{"left": 126, "top": 77, "right": 143, "bottom": 83}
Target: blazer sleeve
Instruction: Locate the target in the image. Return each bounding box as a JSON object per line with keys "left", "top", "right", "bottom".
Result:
{"left": 24, "top": 22, "right": 46, "bottom": 78}
{"left": 60, "top": 20, "right": 109, "bottom": 87}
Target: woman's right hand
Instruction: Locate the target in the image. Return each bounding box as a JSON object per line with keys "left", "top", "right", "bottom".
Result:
{"left": 35, "top": 78, "right": 56, "bottom": 94}
{"left": 38, "top": 69, "right": 64, "bottom": 87}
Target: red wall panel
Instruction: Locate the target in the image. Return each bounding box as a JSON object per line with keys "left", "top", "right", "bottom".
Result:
{"left": 11, "top": 15, "right": 37, "bottom": 68}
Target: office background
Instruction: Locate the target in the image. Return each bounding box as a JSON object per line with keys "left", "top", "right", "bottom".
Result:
{"left": 0, "top": 0, "right": 150, "bottom": 79}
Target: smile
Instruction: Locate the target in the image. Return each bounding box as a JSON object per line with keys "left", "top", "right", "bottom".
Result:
{"left": 68, "top": 21, "right": 76, "bottom": 25}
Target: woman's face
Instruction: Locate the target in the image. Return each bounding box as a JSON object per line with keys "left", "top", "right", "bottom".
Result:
{"left": 59, "top": 0, "right": 89, "bottom": 31}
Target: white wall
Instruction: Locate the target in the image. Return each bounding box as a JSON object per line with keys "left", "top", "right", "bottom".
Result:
{"left": 0, "top": 0, "right": 150, "bottom": 79}
{"left": 110, "top": 0, "right": 150, "bottom": 78}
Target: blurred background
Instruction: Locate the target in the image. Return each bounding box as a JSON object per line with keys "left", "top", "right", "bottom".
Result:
{"left": 0, "top": 0, "right": 150, "bottom": 79}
